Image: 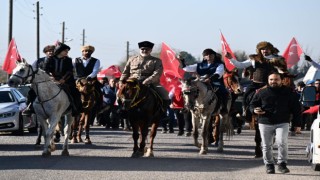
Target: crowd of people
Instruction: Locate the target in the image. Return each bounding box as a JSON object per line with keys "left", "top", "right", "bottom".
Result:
{"left": 20, "top": 39, "right": 320, "bottom": 175}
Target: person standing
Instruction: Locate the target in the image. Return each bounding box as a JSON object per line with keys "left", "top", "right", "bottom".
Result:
{"left": 249, "top": 72, "right": 301, "bottom": 174}
{"left": 74, "top": 45, "right": 103, "bottom": 126}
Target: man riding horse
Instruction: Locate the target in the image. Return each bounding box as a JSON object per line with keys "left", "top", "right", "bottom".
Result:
{"left": 119, "top": 41, "right": 170, "bottom": 113}
{"left": 225, "top": 41, "right": 289, "bottom": 157}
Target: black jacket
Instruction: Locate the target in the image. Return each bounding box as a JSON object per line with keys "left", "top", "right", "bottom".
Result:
{"left": 249, "top": 86, "right": 301, "bottom": 127}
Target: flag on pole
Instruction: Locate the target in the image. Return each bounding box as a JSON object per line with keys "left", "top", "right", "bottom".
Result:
{"left": 282, "top": 37, "right": 303, "bottom": 69}
{"left": 220, "top": 32, "right": 236, "bottom": 71}
{"left": 2, "top": 38, "right": 22, "bottom": 74}
{"left": 97, "top": 65, "right": 122, "bottom": 80}
{"left": 160, "top": 42, "right": 185, "bottom": 92}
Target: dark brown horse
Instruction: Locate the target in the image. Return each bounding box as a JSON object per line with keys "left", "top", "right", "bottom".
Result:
{"left": 70, "top": 78, "right": 96, "bottom": 144}
{"left": 117, "top": 78, "right": 164, "bottom": 158}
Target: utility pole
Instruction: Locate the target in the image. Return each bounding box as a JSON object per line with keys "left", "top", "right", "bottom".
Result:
{"left": 36, "top": 1, "right": 40, "bottom": 59}
{"left": 61, "top": 21, "right": 65, "bottom": 43}
{"left": 8, "top": 0, "right": 13, "bottom": 45}
{"left": 81, "top": 29, "right": 85, "bottom": 46}
{"left": 126, "top": 41, "right": 129, "bottom": 61}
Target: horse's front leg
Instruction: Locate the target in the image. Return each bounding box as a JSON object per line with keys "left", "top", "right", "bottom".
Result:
{"left": 62, "top": 114, "right": 74, "bottom": 156}
{"left": 77, "top": 113, "right": 85, "bottom": 143}
{"left": 131, "top": 122, "right": 141, "bottom": 158}
{"left": 139, "top": 124, "right": 148, "bottom": 155}
{"left": 42, "top": 115, "right": 60, "bottom": 157}
{"left": 200, "top": 115, "right": 210, "bottom": 155}
{"left": 217, "top": 114, "right": 225, "bottom": 153}
{"left": 145, "top": 121, "right": 159, "bottom": 157}
{"left": 83, "top": 113, "right": 92, "bottom": 145}
{"left": 192, "top": 113, "right": 201, "bottom": 149}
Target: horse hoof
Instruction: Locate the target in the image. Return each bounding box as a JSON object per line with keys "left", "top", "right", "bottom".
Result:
{"left": 34, "top": 144, "right": 42, "bottom": 149}
{"left": 199, "top": 150, "right": 207, "bottom": 155}
{"left": 131, "top": 151, "right": 144, "bottom": 158}
{"left": 42, "top": 151, "right": 51, "bottom": 157}
{"left": 61, "top": 149, "right": 69, "bottom": 156}
{"left": 144, "top": 148, "right": 154, "bottom": 157}
{"left": 71, "top": 138, "right": 78, "bottom": 144}
{"left": 50, "top": 145, "right": 56, "bottom": 152}
{"left": 196, "top": 143, "right": 202, "bottom": 149}
{"left": 84, "top": 138, "right": 92, "bottom": 145}
{"left": 77, "top": 138, "right": 83, "bottom": 143}
{"left": 53, "top": 137, "right": 60, "bottom": 143}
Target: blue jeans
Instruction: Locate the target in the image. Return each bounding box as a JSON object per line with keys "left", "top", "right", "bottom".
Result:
{"left": 258, "top": 123, "right": 289, "bottom": 165}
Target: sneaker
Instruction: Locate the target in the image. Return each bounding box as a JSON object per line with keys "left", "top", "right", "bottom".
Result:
{"left": 177, "top": 132, "right": 184, "bottom": 136}
{"left": 278, "top": 163, "right": 290, "bottom": 173}
{"left": 185, "top": 132, "right": 192, "bottom": 137}
{"left": 266, "top": 164, "right": 275, "bottom": 174}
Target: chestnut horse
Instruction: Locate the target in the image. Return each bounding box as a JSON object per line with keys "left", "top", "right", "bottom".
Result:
{"left": 117, "top": 78, "right": 164, "bottom": 158}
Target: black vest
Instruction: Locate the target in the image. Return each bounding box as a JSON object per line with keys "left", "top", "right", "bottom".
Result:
{"left": 253, "top": 60, "right": 277, "bottom": 83}
{"left": 75, "top": 57, "right": 98, "bottom": 78}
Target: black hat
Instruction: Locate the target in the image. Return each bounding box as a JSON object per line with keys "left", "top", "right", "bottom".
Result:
{"left": 297, "top": 81, "right": 305, "bottom": 87}
{"left": 54, "top": 43, "right": 71, "bottom": 55}
{"left": 138, "top": 41, "right": 154, "bottom": 49}
{"left": 43, "top": 45, "right": 55, "bottom": 53}
{"left": 202, "top": 48, "right": 216, "bottom": 56}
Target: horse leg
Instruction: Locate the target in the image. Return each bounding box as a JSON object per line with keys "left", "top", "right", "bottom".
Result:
{"left": 70, "top": 115, "right": 78, "bottom": 143}
{"left": 200, "top": 116, "right": 210, "bottom": 155}
{"left": 254, "top": 121, "right": 262, "bottom": 158}
{"left": 145, "top": 122, "right": 159, "bottom": 157}
{"left": 139, "top": 124, "right": 148, "bottom": 155}
{"left": 62, "top": 114, "right": 74, "bottom": 156}
{"left": 35, "top": 123, "right": 42, "bottom": 149}
{"left": 217, "top": 114, "right": 225, "bottom": 153}
{"left": 84, "top": 113, "right": 92, "bottom": 145}
{"left": 42, "top": 115, "right": 60, "bottom": 157}
{"left": 213, "top": 115, "right": 220, "bottom": 147}
{"left": 192, "top": 114, "right": 201, "bottom": 149}
{"left": 131, "top": 123, "right": 141, "bottom": 158}
{"left": 77, "top": 113, "right": 85, "bottom": 143}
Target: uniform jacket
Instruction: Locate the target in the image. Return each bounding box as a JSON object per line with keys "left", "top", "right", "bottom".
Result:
{"left": 120, "top": 55, "right": 163, "bottom": 84}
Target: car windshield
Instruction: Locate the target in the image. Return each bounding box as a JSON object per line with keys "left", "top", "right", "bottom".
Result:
{"left": 0, "top": 91, "right": 15, "bottom": 103}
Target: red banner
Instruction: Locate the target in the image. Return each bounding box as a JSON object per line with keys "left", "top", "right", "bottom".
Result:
{"left": 220, "top": 32, "right": 236, "bottom": 71}
{"left": 97, "top": 65, "right": 122, "bottom": 80}
{"left": 282, "top": 37, "right": 303, "bottom": 69}
{"left": 2, "top": 38, "right": 22, "bottom": 74}
{"left": 160, "top": 42, "right": 185, "bottom": 92}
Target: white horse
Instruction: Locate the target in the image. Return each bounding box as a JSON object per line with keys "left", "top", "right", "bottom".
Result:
{"left": 181, "top": 77, "right": 233, "bottom": 154}
{"left": 7, "top": 59, "right": 74, "bottom": 157}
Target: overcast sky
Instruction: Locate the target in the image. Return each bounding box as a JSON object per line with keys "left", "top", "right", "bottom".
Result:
{"left": 1, "top": 0, "right": 320, "bottom": 69}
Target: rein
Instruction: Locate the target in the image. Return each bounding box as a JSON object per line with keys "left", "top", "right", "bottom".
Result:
{"left": 12, "top": 64, "right": 35, "bottom": 84}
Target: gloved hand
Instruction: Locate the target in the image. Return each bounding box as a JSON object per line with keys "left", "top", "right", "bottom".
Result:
{"left": 304, "top": 54, "right": 312, "bottom": 62}
{"left": 210, "top": 74, "right": 220, "bottom": 81}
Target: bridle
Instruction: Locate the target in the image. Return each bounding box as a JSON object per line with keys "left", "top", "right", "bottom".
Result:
{"left": 11, "top": 64, "right": 36, "bottom": 84}
{"left": 120, "top": 82, "right": 146, "bottom": 109}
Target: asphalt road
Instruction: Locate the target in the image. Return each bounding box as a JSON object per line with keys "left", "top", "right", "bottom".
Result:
{"left": 0, "top": 125, "right": 319, "bottom": 180}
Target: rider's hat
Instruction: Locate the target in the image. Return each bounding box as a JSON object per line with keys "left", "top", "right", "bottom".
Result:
{"left": 54, "top": 43, "right": 71, "bottom": 55}
{"left": 256, "top": 41, "right": 277, "bottom": 54}
{"left": 43, "top": 45, "right": 55, "bottom": 53}
{"left": 138, "top": 41, "right": 154, "bottom": 49}
{"left": 81, "top": 45, "right": 95, "bottom": 53}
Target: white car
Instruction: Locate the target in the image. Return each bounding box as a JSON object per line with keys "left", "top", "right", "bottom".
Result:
{"left": 0, "top": 85, "right": 31, "bottom": 135}
{"left": 307, "top": 111, "right": 320, "bottom": 171}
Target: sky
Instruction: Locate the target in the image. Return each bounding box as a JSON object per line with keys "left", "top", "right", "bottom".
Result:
{"left": 1, "top": 0, "right": 320, "bottom": 69}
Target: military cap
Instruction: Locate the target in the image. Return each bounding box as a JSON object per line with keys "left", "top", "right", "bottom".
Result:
{"left": 43, "top": 45, "right": 55, "bottom": 53}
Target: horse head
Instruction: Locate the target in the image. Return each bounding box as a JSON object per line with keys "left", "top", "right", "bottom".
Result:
{"left": 7, "top": 59, "right": 34, "bottom": 87}
{"left": 181, "top": 77, "right": 199, "bottom": 110}
{"left": 76, "top": 78, "right": 95, "bottom": 94}
{"left": 223, "top": 68, "right": 243, "bottom": 94}
{"left": 117, "top": 78, "right": 142, "bottom": 110}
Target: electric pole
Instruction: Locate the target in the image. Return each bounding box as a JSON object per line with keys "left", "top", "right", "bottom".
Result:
{"left": 81, "top": 29, "right": 86, "bottom": 46}
{"left": 8, "top": 0, "right": 13, "bottom": 45}
{"left": 126, "top": 41, "right": 129, "bottom": 61}
{"left": 36, "top": 1, "right": 40, "bottom": 59}
{"left": 61, "top": 21, "right": 65, "bottom": 43}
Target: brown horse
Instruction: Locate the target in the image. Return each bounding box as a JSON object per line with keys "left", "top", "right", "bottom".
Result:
{"left": 117, "top": 78, "right": 164, "bottom": 158}
{"left": 70, "top": 78, "right": 96, "bottom": 144}
{"left": 212, "top": 69, "right": 243, "bottom": 145}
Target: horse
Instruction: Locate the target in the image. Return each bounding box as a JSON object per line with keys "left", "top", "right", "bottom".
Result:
{"left": 70, "top": 78, "right": 96, "bottom": 144}
{"left": 211, "top": 69, "right": 243, "bottom": 145}
{"left": 117, "top": 78, "right": 164, "bottom": 158}
{"left": 7, "top": 59, "right": 74, "bottom": 157}
{"left": 181, "top": 76, "right": 233, "bottom": 154}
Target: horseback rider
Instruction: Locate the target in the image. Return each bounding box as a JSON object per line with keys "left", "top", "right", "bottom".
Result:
{"left": 43, "top": 42, "right": 82, "bottom": 116}
{"left": 74, "top": 45, "right": 103, "bottom": 126}
{"left": 119, "top": 41, "right": 170, "bottom": 110}
{"left": 23, "top": 45, "right": 55, "bottom": 117}
{"left": 180, "top": 48, "right": 230, "bottom": 113}
{"left": 225, "top": 41, "right": 288, "bottom": 117}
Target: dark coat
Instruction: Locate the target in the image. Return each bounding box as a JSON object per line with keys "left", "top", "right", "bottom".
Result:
{"left": 249, "top": 86, "right": 301, "bottom": 127}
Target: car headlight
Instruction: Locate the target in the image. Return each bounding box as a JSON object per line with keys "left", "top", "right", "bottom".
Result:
{"left": 0, "top": 112, "right": 16, "bottom": 118}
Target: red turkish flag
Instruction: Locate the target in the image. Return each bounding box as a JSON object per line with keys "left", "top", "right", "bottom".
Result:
{"left": 2, "top": 38, "right": 22, "bottom": 74}
{"left": 160, "top": 42, "right": 185, "bottom": 92}
{"left": 220, "top": 32, "right": 236, "bottom": 71}
{"left": 282, "top": 37, "right": 303, "bottom": 69}
{"left": 302, "top": 105, "right": 319, "bottom": 114}
{"left": 97, "top": 65, "right": 122, "bottom": 80}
